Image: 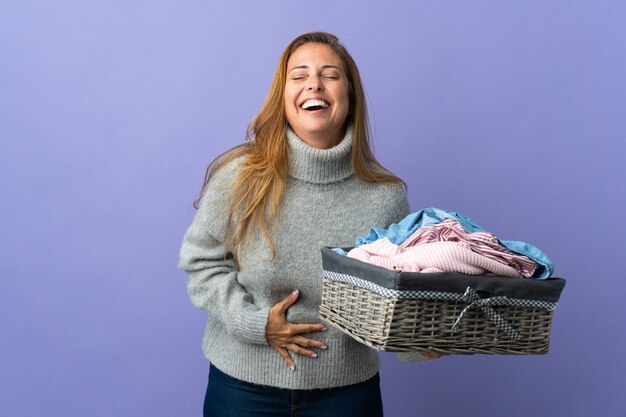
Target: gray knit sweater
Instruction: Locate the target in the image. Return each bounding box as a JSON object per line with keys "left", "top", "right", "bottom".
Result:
{"left": 179, "top": 126, "right": 410, "bottom": 389}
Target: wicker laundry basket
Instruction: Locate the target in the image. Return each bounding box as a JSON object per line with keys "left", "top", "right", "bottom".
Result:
{"left": 319, "top": 247, "right": 566, "bottom": 355}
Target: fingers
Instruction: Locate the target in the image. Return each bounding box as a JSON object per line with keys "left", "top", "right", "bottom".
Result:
{"left": 293, "top": 335, "right": 327, "bottom": 350}
{"left": 273, "top": 346, "right": 296, "bottom": 370}
{"left": 289, "top": 323, "right": 327, "bottom": 335}
{"left": 421, "top": 351, "right": 448, "bottom": 359}
{"left": 275, "top": 289, "right": 300, "bottom": 314}
{"left": 286, "top": 343, "right": 318, "bottom": 359}
{"left": 273, "top": 341, "right": 325, "bottom": 372}
{"left": 266, "top": 323, "right": 327, "bottom": 348}
{"left": 267, "top": 289, "right": 331, "bottom": 369}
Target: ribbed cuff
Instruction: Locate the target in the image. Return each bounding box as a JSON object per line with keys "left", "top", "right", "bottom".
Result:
{"left": 231, "top": 306, "right": 271, "bottom": 345}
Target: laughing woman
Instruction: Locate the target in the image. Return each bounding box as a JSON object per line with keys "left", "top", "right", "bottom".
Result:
{"left": 180, "top": 32, "right": 422, "bottom": 417}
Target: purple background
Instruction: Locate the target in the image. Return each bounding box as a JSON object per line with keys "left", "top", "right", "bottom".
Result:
{"left": 1, "top": 1, "right": 625, "bottom": 416}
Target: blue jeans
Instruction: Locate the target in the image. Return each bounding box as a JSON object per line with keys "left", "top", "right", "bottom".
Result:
{"left": 204, "top": 364, "right": 384, "bottom": 417}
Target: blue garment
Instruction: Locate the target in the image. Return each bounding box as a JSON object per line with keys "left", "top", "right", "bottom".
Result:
{"left": 204, "top": 364, "right": 384, "bottom": 417}
{"left": 349, "top": 207, "right": 554, "bottom": 279}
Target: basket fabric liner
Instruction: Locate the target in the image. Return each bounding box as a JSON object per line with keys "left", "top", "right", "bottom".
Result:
{"left": 322, "top": 247, "right": 565, "bottom": 302}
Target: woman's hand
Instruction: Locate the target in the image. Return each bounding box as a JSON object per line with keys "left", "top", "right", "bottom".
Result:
{"left": 265, "top": 289, "right": 328, "bottom": 370}
{"left": 420, "top": 351, "right": 448, "bottom": 360}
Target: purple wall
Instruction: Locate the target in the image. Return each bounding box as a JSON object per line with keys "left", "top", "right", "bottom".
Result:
{"left": 1, "top": 1, "right": 624, "bottom": 416}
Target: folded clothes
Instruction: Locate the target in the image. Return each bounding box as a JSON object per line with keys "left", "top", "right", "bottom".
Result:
{"left": 399, "top": 219, "right": 537, "bottom": 278}
{"left": 351, "top": 208, "right": 554, "bottom": 279}
{"left": 347, "top": 239, "right": 524, "bottom": 278}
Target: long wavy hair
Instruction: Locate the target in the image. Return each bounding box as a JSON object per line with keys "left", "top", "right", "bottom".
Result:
{"left": 195, "top": 31, "right": 404, "bottom": 267}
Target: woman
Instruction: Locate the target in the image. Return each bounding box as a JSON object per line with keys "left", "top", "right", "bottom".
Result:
{"left": 179, "top": 31, "right": 432, "bottom": 417}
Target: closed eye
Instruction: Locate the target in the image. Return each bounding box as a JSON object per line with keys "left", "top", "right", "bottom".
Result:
{"left": 291, "top": 73, "right": 308, "bottom": 81}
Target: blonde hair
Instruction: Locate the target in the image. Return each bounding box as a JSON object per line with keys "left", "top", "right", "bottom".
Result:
{"left": 195, "top": 31, "right": 404, "bottom": 267}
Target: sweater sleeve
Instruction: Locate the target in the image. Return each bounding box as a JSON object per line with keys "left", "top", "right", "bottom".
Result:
{"left": 178, "top": 159, "right": 270, "bottom": 345}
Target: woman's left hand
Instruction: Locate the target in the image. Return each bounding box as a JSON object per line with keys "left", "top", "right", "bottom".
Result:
{"left": 421, "top": 351, "right": 447, "bottom": 360}
{"left": 265, "top": 289, "right": 328, "bottom": 370}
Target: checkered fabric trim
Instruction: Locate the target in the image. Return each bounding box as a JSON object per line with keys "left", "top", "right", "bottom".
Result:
{"left": 323, "top": 269, "right": 557, "bottom": 341}
{"left": 322, "top": 270, "right": 556, "bottom": 309}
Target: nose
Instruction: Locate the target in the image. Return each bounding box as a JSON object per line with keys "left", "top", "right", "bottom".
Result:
{"left": 306, "top": 77, "right": 323, "bottom": 91}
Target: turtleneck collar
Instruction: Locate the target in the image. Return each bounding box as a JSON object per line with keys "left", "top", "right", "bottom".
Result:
{"left": 285, "top": 125, "right": 354, "bottom": 184}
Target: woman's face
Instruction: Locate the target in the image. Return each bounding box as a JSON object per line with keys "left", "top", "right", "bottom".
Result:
{"left": 284, "top": 43, "right": 350, "bottom": 149}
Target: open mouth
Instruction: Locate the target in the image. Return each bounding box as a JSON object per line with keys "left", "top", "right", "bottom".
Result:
{"left": 301, "top": 99, "right": 329, "bottom": 111}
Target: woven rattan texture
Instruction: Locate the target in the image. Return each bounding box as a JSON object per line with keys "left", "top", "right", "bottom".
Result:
{"left": 319, "top": 278, "right": 554, "bottom": 355}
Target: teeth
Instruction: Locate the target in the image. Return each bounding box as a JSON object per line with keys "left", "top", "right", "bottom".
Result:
{"left": 301, "top": 99, "right": 329, "bottom": 109}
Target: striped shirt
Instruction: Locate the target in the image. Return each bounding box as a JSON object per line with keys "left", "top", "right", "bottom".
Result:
{"left": 347, "top": 219, "right": 537, "bottom": 278}
{"left": 400, "top": 219, "right": 537, "bottom": 277}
